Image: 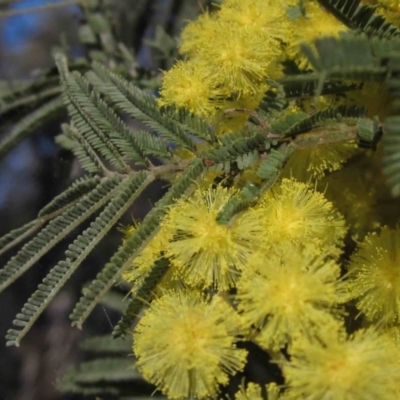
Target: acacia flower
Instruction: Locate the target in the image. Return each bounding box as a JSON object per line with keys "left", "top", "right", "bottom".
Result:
{"left": 346, "top": 225, "right": 400, "bottom": 325}
{"left": 157, "top": 59, "right": 225, "bottom": 118}
{"left": 196, "top": 23, "right": 276, "bottom": 95}
{"left": 133, "top": 291, "right": 247, "bottom": 399}
{"left": 179, "top": 12, "right": 220, "bottom": 56}
{"left": 256, "top": 178, "right": 346, "bottom": 257}
{"left": 282, "top": 141, "right": 357, "bottom": 181}
{"left": 283, "top": 328, "right": 400, "bottom": 400}
{"left": 236, "top": 248, "right": 346, "bottom": 350}
{"left": 161, "top": 186, "right": 265, "bottom": 290}
{"left": 218, "top": 0, "right": 290, "bottom": 49}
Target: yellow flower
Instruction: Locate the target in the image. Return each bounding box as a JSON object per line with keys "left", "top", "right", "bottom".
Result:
{"left": 179, "top": 12, "right": 220, "bottom": 56}
{"left": 283, "top": 328, "right": 400, "bottom": 400}
{"left": 256, "top": 178, "right": 346, "bottom": 257}
{"left": 218, "top": 0, "right": 290, "bottom": 47}
{"left": 282, "top": 141, "right": 358, "bottom": 181}
{"left": 199, "top": 24, "right": 275, "bottom": 95}
{"left": 133, "top": 291, "right": 247, "bottom": 399}
{"left": 236, "top": 247, "right": 346, "bottom": 350}
{"left": 346, "top": 225, "right": 400, "bottom": 325}
{"left": 161, "top": 186, "right": 264, "bottom": 290}
{"left": 157, "top": 59, "right": 225, "bottom": 118}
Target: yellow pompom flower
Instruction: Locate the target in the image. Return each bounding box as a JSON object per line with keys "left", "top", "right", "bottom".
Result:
{"left": 195, "top": 23, "right": 276, "bottom": 95}
{"left": 179, "top": 12, "right": 220, "bottom": 56}
{"left": 218, "top": 0, "right": 290, "bottom": 48}
{"left": 133, "top": 291, "right": 247, "bottom": 399}
{"left": 256, "top": 178, "right": 346, "bottom": 257}
{"left": 161, "top": 186, "right": 265, "bottom": 290}
{"left": 283, "top": 328, "right": 400, "bottom": 400}
{"left": 282, "top": 141, "right": 358, "bottom": 181}
{"left": 346, "top": 225, "right": 400, "bottom": 325}
{"left": 157, "top": 59, "right": 225, "bottom": 118}
{"left": 236, "top": 248, "right": 346, "bottom": 350}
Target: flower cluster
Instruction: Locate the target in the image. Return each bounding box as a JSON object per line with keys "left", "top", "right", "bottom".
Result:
{"left": 121, "top": 1, "right": 400, "bottom": 399}
{"left": 158, "top": 0, "right": 346, "bottom": 134}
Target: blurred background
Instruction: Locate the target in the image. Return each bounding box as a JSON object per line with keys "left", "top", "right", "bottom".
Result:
{"left": 0, "top": 1, "right": 213, "bottom": 399}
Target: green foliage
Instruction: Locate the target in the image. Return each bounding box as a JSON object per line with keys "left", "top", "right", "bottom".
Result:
{"left": 2, "top": 0, "right": 400, "bottom": 398}
{"left": 317, "top": 0, "right": 400, "bottom": 38}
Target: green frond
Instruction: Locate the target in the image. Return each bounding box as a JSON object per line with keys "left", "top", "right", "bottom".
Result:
{"left": 57, "top": 124, "right": 106, "bottom": 174}
{"left": 133, "top": 130, "right": 171, "bottom": 160}
{"left": 86, "top": 64, "right": 198, "bottom": 150}
{"left": 38, "top": 175, "right": 101, "bottom": 217}
{"left": 69, "top": 159, "right": 205, "bottom": 329}
{"left": 56, "top": 61, "right": 132, "bottom": 173}
{"left": 257, "top": 148, "right": 292, "bottom": 184}
{"left": 300, "top": 34, "right": 386, "bottom": 82}
{"left": 80, "top": 335, "right": 132, "bottom": 353}
{"left": 272, "top": 105, "right": 367, "bottom": 138}
{"left": 112, "top": 258, "right": 169, "bottom": 338}
{"left": 0, "top": 220, "right": 38, "bottom": 258}
{"left": 282, "top": 79, "right": 361, "bottom": 100}
{"left": 317, "top": 0, "right": 400, "bottom": 38}
{"left": 0, "top": 84, "right": 59, "bottom": 120}
{"left": 167, "top": 106, "right": 215, "bottom": 143}
{"left": 5, "top": 172, "right": 152, "bottom": 346}
{"left": 270, "top": 112, "right": 309, "bottom": 136}
{"left": 0, "top": 97, "right": 65, "bottom": 160}
{"left": 0, "top": 176, "right": 99, "bottom": 257}
{"left": 216, "top": 184, "right": 260, "bottom": 225}
{"left": 58, "top": 358, "right": 140, "bottom": 395}
{"left": 383, "top": 116, "right": 400, "bottom": 197}
{"left": 204, "top": 132, "right": 269, "bottom": 164}
{"left": 0, "top": 175, "right": 123, "bottom": 294}
{"left": 258, "top": 80, "right": 288, "bottom": 116}
{"left": 236, "top": 150, "right": 260, "bottom": 171}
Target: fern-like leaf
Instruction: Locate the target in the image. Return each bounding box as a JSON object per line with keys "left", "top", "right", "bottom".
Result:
{"left": 317, "top": 0, "right": 400, "bottom": 38}
{"left": 56, "top": 61, "right": 132, "bottom": 173}
{"left": 0, "top": 97, "right": 65, "bottom": 160}
{"left": 204, "top": 132, "right": 269, "bottom": 164}
{"left": 79, "top": 334, "right": 132, "bottom": 353}
{"left": 70, "top": 159, "right": 205, "bottom": 328}
{"left": 38, "top": 175, "right": 101, "bottom": 217}
{"left": 0, "top": 175, "right": 123, "bottom": 293}
{"left": 5, "top": 172, "right": 153, "bottom": 346}
{"left": 57, "top": 124, "right": 107, "bottom": 174}
{"left": 87, "top": 64, "right": 198, "bottom": 150}
{"left": 272, "top": 105, "right": 367, "bottom": 138}
{"left": 112, "top": 258, "right": 169, "bottom": 338}
{"left": 216, "top": 184, "right": 260, "bottom": 225}
{"left": 257, "top": 148, "right": 292, "bottom": 184}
